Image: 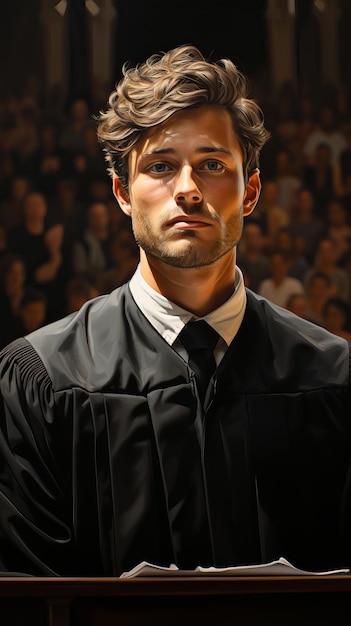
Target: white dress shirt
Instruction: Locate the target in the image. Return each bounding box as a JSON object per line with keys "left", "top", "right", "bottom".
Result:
{"left": 129, "top": 264, "right": 247, "bottom": 366}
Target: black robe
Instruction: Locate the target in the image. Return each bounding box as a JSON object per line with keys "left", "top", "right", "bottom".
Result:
{"left": 0, "top": 285, "right": 350, "bottom": 576}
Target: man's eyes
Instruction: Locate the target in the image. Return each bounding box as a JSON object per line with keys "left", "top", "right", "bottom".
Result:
{"left": 148, "top": 160, "right": 224, "bottom": 174}
{"left": 203, "top": 160, "right": 224, "bottom": 171}
{"left": 149, "top": 163, "right": 171, "bottom": 173}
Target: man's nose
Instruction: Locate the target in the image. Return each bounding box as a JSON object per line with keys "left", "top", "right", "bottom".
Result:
{"left": 174, "top": 166, "right": 202, "bottom": 204}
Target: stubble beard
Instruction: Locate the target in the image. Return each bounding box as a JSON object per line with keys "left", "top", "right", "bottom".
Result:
{"left": 132, "top": 212, "right": 244, "bottom": 269}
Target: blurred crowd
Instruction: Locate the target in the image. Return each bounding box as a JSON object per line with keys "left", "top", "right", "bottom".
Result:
{"left": 0, "top": 85, "right": 139, "bottom": 349}
{"left": 238, "top": 79, "right": 351, "bottom": 341}
{"left": 1, "top": 75, "right": 351, "bottom": 349}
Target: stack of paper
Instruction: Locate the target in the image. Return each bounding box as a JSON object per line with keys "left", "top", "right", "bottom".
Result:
{"left": 120, "top": 557, "right": 350, "bottom": 578}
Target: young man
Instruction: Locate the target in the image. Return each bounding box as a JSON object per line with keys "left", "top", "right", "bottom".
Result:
{"left": 0, "top": 45, "right": 350, "bottom": 577}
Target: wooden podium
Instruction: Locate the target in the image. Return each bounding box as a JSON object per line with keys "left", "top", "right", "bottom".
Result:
{"left": 1, "top": 575, "right": 351, "bottom": 625}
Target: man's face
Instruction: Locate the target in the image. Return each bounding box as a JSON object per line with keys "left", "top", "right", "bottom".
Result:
{"left": 114, "top": 105, "right": 260, "bottom": 269}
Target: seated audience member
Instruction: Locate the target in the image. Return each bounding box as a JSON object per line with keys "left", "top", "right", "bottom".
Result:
{"left": 272, "top": 148, "right": 302, "bottom": 214}
{"left": 257, "top": 250, "right": 305, "bottom": 308}
{"left": 15, "top": 287, "right": 48, "bottom": 337}
{"left": 65, "top": 151, "right": 92, "bottom": 203}
{"left": 6, "top": 191, "right": 64, "bottom": 288}
{"left": 97, "top": 226, "right": 139, "bottom": 293}
{"left": 283, "top": 94, "right": 316, "bottom": 174}
{"left": 334, "top": 126, "right": 351, "bottom": 199}
{"left": 302, "top": 104, "right": 347, "bottom": 167}
{"left": 0, "top": 174, "right": 32, "bottom": 232}
{"left": 254, "top": 179, "right": 290, "bottom": 248}
{"left": 50, "top": 178, "right": 85, "bottom": 269}
{"left": 27, "top": 120, "right": 69, "bottom": 199}
{"left": 72, "top": 201, "right": 112, "bottom": 285}
{"left": 290, "top": 187, "right": 326, "bottom": 262}
{"left": 237, "top": 221, "right": 270, "bottom": 293}
{"left": 88, "top": 177, "right": 114, "bottom": 204}
{"left": 322, "top": 297, "right": 351, "bottom": 341}
{"left": 296, "top": 94, "right": 318, "bottom": 144}
{"left": 325, "top": 197, "right": 351, "bottom": 265}
{"left": 81, "top": 125, "right": 107, "bottom": 180}
{"left": 304, "top": 271, "right": 334, "bottom": 326}
{"left": 0, "top": 252, "right": 26, "bottom": 349}
{"left": 10, "top": 104, "right": 39, "bottom": 172}
{"left": 285, "top": 292, "right": 310, "bottom": 320}
{"left": 20, "top": 287, "right": 48, "bottom": 333}
{"left": 7, "top": 190, "right": 66, "bottom": 321}
{"left": 273, "top": 225, "right": 310, "bottom": 281}
{"left": 65, "top": 276, "right": 100, "bottom": 314}
{"left": 59, "top": 98, "right": 92, "bottom": 154}
{"left": 303, "top": 237, "right": 350, "bottom": 303}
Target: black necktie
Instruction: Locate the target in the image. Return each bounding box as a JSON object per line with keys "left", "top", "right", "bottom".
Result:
{"left": 178, "top": 320, "right": 219, "bottom": 404}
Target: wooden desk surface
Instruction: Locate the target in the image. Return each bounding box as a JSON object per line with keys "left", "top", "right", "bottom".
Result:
{"left": 0, "top": 573, "right": 351, "bottom": 596}
{"left": 0, "top": 575, "right": 351, "bottom": 626}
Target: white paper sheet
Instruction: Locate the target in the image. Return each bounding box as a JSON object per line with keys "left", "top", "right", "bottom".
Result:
{"left": 120, "top": 557, "right": 350, "bottom": 578}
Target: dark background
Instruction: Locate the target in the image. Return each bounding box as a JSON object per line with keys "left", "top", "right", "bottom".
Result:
{"left": 0, "top": 0, "right": 350, "bottom": 110}
{"left": 113, "top": 0, "right": 268, "bottom": 79}
{"left": 0, "top": 0, "right": 269, "bottom": 106}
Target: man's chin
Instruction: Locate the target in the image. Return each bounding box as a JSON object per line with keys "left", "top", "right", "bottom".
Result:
{"left": 145, "top": 246, "right": 230, "bottom": 269}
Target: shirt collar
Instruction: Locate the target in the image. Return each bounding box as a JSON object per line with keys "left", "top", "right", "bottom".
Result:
{"left": 129, "top": 264, "right": 246, "bottom": 348}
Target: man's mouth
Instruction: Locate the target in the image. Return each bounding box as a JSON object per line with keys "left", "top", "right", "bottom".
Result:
{"left": 165, "top": 215, "right": 211, "bottom": 229}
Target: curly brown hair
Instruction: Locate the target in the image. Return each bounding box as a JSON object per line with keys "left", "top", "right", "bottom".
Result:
{"left": 97, "top": 45, "right": 270, "bottom": 189}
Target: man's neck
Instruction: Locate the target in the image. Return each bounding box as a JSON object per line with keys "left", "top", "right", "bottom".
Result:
{"left": 139, "top": 252, "right": 237, "bottom": 317}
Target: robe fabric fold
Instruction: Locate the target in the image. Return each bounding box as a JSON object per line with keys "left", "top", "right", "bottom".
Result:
{"left": 0, "top": 284, "right": 350, "bottom": 576}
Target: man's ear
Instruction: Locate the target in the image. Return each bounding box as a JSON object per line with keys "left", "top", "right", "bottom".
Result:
{"left": 113, "top": 175, "right": 132, "bottom": 216}
{"left": 243, "top": 169, "right": 261, "bottom": 217}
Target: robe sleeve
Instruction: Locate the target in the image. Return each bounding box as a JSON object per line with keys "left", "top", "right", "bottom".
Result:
{"left": 0, "top": 338, "right": 74, "bottom": 576}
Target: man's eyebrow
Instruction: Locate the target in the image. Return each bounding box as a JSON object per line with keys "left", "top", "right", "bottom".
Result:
{"left": 141, "top": 145, "right": 232, "bottom": 157}
{"left": 197, "top": 146, "right": 232, "bottom": 155}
